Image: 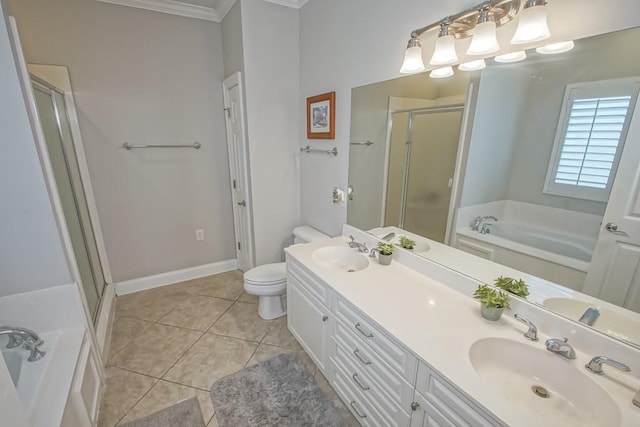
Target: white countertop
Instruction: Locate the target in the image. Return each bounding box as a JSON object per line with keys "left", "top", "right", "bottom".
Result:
{"left": 286, "top": 234, "right": 640, "bottom": 427}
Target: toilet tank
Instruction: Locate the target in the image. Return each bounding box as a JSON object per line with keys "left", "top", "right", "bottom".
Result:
{"left": 292, "top": 226, "right": 330, "bottom": 244}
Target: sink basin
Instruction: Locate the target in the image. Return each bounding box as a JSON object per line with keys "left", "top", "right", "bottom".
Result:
{"left": 311, "top": 247, "right": 369, "bottom": 273}
{"left": 543, "top": 297, "right": 640, "bottom": 344}
{"left": 469, "top": 338, "right": 620, "bottom": 427}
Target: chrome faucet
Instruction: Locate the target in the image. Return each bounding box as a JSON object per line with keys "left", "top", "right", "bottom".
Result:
{"left": 347, "top": 235, "right": 369, "bottom": 253}
{"left": 470, "top": 216, "right": 498, "bottom": 232}
{"left": 585, "top": 356, "right": 630, "bottom": 375}
{"left": 545, "top": 337, "right": 576, "bottom": 359}
{"left": 0, "top": 326, "right": 46, "bottom": 362}
{"left": 513, "top": 314, "right": 538, "bottom": 341}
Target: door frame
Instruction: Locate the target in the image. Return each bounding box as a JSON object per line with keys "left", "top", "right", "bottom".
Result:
{"left": 223, "top": 72, "right": 255, "bottom": 271}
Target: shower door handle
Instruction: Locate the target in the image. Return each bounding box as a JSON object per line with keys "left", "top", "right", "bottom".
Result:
{"left": 605, "top": 222, "right": 628, "bottom": 236}
{"left": 237, "top": 200, "right": 246, "bottom": 207}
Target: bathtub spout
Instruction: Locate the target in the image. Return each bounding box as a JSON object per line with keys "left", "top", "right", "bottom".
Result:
{"left": 470, "top": 216, "right": 498, "bottom": 231}
{"left": 0, "top": 326, "right": 46, "bottom": 362}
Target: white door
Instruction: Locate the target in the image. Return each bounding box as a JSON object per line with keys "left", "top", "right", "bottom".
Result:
{"left": 223, "top": 72, "right": 254, "bottom": 272}
{"left": 583, "top": 95, "right": 640, "bottom": 312}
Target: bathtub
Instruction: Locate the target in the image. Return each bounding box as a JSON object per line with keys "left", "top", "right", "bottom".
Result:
{"left": 455, "top": 222, "right": 596, "bottom": 290}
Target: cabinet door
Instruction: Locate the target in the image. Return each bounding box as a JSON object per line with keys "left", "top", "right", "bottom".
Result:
{"left": 288, "top": 280, "right": 331, "bottom": 373}
{"left": 409, "top": 390, "right": 454, "bottom": 427}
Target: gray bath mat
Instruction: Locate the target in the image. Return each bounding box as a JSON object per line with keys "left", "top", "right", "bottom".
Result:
{"left": 210, "top": 353, "right": 347, "bottom": 426}
{"left": 120, "top": 397, "right": 205, "bottom": 427}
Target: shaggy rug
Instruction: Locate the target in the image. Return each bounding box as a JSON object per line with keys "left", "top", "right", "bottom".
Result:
{"left": 120, "top": 397, "right": 205, "bottom": 427}
{"left": 210, "top": 353, "right": 348, "bottom": 426}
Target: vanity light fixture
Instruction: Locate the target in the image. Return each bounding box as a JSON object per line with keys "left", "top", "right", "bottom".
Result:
{"left": 458, "top": 59, "right": 487, "bottom": 71}
{"left": 467, "top": 5, "right": 500, "bottom": 55}
{"left": 430, "top": 21, "right": 458, "bottom": 66}
{"left": 511, "top": 0, "right": 550, "bottom": 44}
{"left": 400, "top": 36, "right": 426, "bottom": 74}
{"left": 430, "top": 66, "right": 455, "bottom": 78}
{"left": 495, "top": 50, "right": 527, "bottom": 63}
{"left": 536, "top": 40, "right": 575, "bottom": 54}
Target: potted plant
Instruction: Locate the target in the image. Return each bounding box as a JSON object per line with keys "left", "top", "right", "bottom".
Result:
{"left": 493, "top": 276, "right": 529, "bottom": 299}
{"left": 473, "top": 284, "right": 510, "bottom": 321}
{"left": 376, "top": 242, "right": 394, "bottom": 265}
{"left": 399, "top": 236, "right": 416, "bottom": 250}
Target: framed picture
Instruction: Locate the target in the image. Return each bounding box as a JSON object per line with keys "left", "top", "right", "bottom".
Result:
{"left": 306, "top": 91, "right": 336, "bottom": 139}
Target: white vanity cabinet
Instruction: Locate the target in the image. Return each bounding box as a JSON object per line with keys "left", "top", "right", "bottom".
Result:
{"left": 287, "top": 260, "right": 333, "bottom": 374}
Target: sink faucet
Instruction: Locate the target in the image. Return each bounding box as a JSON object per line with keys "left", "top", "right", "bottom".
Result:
{"left": 545, "top": 337, "right": 576, "bottom": 359}
{"left": 513, "top": 314, "right": 538, "bottom": 341}
{"left": 585, "top": 356, "right": 630, "bottom": 375}
{"left": 347, "top": 235, "right": 369, "bottom": 253}
{"left": 0, "top": 326, "right": 46, "bottom": 362}
{"left": 470, "top": 216, "right": 498, "bottom": 231}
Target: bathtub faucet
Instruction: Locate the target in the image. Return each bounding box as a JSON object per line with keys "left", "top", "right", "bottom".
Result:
{"left": 470, "top": 216, "right": 498, "bottom": 232}
{"left": 0, "top": 326, "right": 46, "bottom": 362}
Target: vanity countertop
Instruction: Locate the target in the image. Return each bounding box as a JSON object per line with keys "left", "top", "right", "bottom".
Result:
{"left": 286, "top": 235, "right": 640, "bottom": 427}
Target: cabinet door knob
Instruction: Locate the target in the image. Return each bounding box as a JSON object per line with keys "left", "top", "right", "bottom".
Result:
{"left": 411, "top": 401, "right": 420, "bottom": 411}
{"left": 322, "top": 315, "right": 329, "bottom": 322}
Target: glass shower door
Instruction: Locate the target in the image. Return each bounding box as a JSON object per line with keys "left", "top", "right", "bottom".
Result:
{"left": 32, "top": 82, "right": 105, "bottom": 319}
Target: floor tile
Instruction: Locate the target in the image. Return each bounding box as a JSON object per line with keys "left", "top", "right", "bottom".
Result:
{"left": 158, "top": 295, "right": 233, "bottom": 331}
{"left": 246, "top": 344, "right": 317, "bottom": 376}
{"left": 261, "top": 316, "right": 301, "bottom": 350}
{"left": 207, "top": 415, "right": 218, "bottom": 427}
{"left": 110, "top": 323, "right": 202, "bottom": 378}
{"left": 116, "top": 286, "right": 191, "bottom": 322}
{"left": 187, "top": 271, "right": 245, "bottom": 300}
{"left": 119, "top": 380, "right": 214, "bottom": 425}
{"left": 97, "top": 367, "right": 157, "bottom": 427}
{"left": 208, "top": 301, "right": 272, "bottom": 342}
{"left": 237, "top": 292, "right": 258, "bottom": 304}
{"left": 107, "top": 316, "right": 154, "bottom": 361}
{"left": 164, "top": 333, "right": 257, "bottom": 390}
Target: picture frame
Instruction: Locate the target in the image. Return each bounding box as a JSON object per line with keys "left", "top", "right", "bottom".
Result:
{"left": 306, "top": 91, "right": 336, "bottom": 139}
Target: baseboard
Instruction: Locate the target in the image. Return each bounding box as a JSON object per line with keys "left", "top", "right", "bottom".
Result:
{"left": 115, "top": 259, "right": 238, "bottom": 296}
{"left": 95, "top": 283, "right": 116, "bottom": 357}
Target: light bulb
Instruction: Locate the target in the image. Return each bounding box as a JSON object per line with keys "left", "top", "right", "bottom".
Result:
{"left": 458, "top": 59, "right": 486, "bottom": 71}
{"left": 429, "top": 66, "right": 454, "bottom": 79}
{"left": 511, "top": 4, "right": 550, "bottom": 44}
{"left": 495, "top": 51, "right": 527, "bottom": 63}
{"left": 400, "top": 38, "right": 426, "bottom": 74}
{"left": 536, "top": 40, "right": 574, "bottom": 54}
{"left": 467, "top": 20, "right": 500, "bottom": 55}
{"left": 430, "top": 34, "right": 458, "bottom": 66}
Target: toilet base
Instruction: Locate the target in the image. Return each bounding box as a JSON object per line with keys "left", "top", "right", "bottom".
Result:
{"left": 258, "top": 295, "right": 286, "bottom": 320}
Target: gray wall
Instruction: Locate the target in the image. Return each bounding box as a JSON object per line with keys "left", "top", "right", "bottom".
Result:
{"left": 221, "top": 1, "right": 243, "bottom": 78}
{"left": 8, "top": 0, "right": 236, "bottom": 282}
{"left": 0, "top": 1, "right": 72, "bottom": 296}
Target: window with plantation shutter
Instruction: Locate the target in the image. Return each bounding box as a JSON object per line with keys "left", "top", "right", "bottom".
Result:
{"left": 544, "top": 79, "right": 640, "bottom": 202}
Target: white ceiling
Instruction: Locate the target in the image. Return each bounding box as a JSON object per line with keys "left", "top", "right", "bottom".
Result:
{"left": 97, "top": 0, "right": 309, "bottom": 22}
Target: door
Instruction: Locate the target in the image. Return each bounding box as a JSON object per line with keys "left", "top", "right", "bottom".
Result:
{"left": 583, "top": 96, "right": 640, "bottom": 312}
{"left": 31, "top": 81, "right": 105, "bottom": 317}
{"left": 223, "top": 72, "right": 254, "bottom": 272}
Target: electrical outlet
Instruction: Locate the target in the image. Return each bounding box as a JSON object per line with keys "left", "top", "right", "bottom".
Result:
{"left": 195, "top": 229, "right": 204, "bottom": 241}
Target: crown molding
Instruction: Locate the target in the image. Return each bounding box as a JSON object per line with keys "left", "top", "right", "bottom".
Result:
{"left": 263, "top": 0, "right": 309, "bottom": 9}
{"left": 97, "top": 0, "right": 220, "bottom": 22}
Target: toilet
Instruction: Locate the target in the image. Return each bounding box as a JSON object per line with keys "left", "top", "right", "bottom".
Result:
{"left": 244, "top": 226, "right": 330, "bottom": 320}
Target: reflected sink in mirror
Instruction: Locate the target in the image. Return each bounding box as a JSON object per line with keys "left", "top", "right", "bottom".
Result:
{"left": 543, "top": 298, "right": 640, "bottom": 344}
{"left": 369, "top": 226, "right": 431, "bottom": 253}
{"left": 469, "top": 338, "right": 620, "bottom": 427}
{"left": 311, "top": 246, "right": 369, "bottom": 273}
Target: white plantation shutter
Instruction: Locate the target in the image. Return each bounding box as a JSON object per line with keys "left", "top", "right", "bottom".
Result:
{"left": 545, "top": 79, "right": 640, "bottom": 202}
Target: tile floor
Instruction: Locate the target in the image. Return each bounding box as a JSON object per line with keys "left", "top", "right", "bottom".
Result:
{"left": 97, "top": 270, "right": 352, "bottom": 426}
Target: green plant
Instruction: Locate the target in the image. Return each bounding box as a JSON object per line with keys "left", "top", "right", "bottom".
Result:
{"left": 399, "top": 236, "right": 416, "bottom": 249}
{"left": 377, "top": 242, "right": 394, "bottom": 255}
{"left": 493, "top": 276, "right": 529, "bottom": 298}
{"left": 473, "top": 284, "right": 510, "bottom": 309}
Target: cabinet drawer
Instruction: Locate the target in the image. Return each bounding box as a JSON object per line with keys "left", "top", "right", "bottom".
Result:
{"left": 416, "top": 363, "right": 501, "bottom": 427}
{"left": 332, "top": 358, "right": 411, "bottom": 427}
{"left": 334, "top": 320, "right": 414, "bottom": 407}
{"left": 287, "top": 259, "right": 332, "bottom": 307}
{"left": 335, "top": 296, "right": 417, "bottom": 382}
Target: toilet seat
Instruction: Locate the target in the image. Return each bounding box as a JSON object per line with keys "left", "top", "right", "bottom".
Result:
{"left": 244, "top": 262, "right": 286, "bottom": 286}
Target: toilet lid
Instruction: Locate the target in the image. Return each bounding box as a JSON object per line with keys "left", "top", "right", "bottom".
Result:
{"left": 244, "top": 262, "right": 287, "bottom": 284}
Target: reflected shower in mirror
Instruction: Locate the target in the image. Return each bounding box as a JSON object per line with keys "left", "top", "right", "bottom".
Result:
{"left": 347, "top": 26, "right": 640, "bottom": 348}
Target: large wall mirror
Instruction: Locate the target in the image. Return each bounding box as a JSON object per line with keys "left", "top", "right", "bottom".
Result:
{"left": 348, "top": 26, "right": 640, "bottom": 348}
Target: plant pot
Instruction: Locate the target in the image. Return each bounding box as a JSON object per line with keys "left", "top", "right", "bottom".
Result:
{"left": 378, "top": 253, "right": 393, "bottom": 265}
{"left": 480, "top": 304, "right": 504, "bottom": 321}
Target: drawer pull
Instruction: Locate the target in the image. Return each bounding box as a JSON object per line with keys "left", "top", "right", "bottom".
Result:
{"left": 350, "top": 401, "right": 367, "bottom": 419}
{"left": 353, "top": 349, "right": 372, "bottom": 365}
{"left": 352, "top": 373, "right": 370, "bottom": 390}
{"left": 355, "top": 322, "right": 373, "bottom": 338}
